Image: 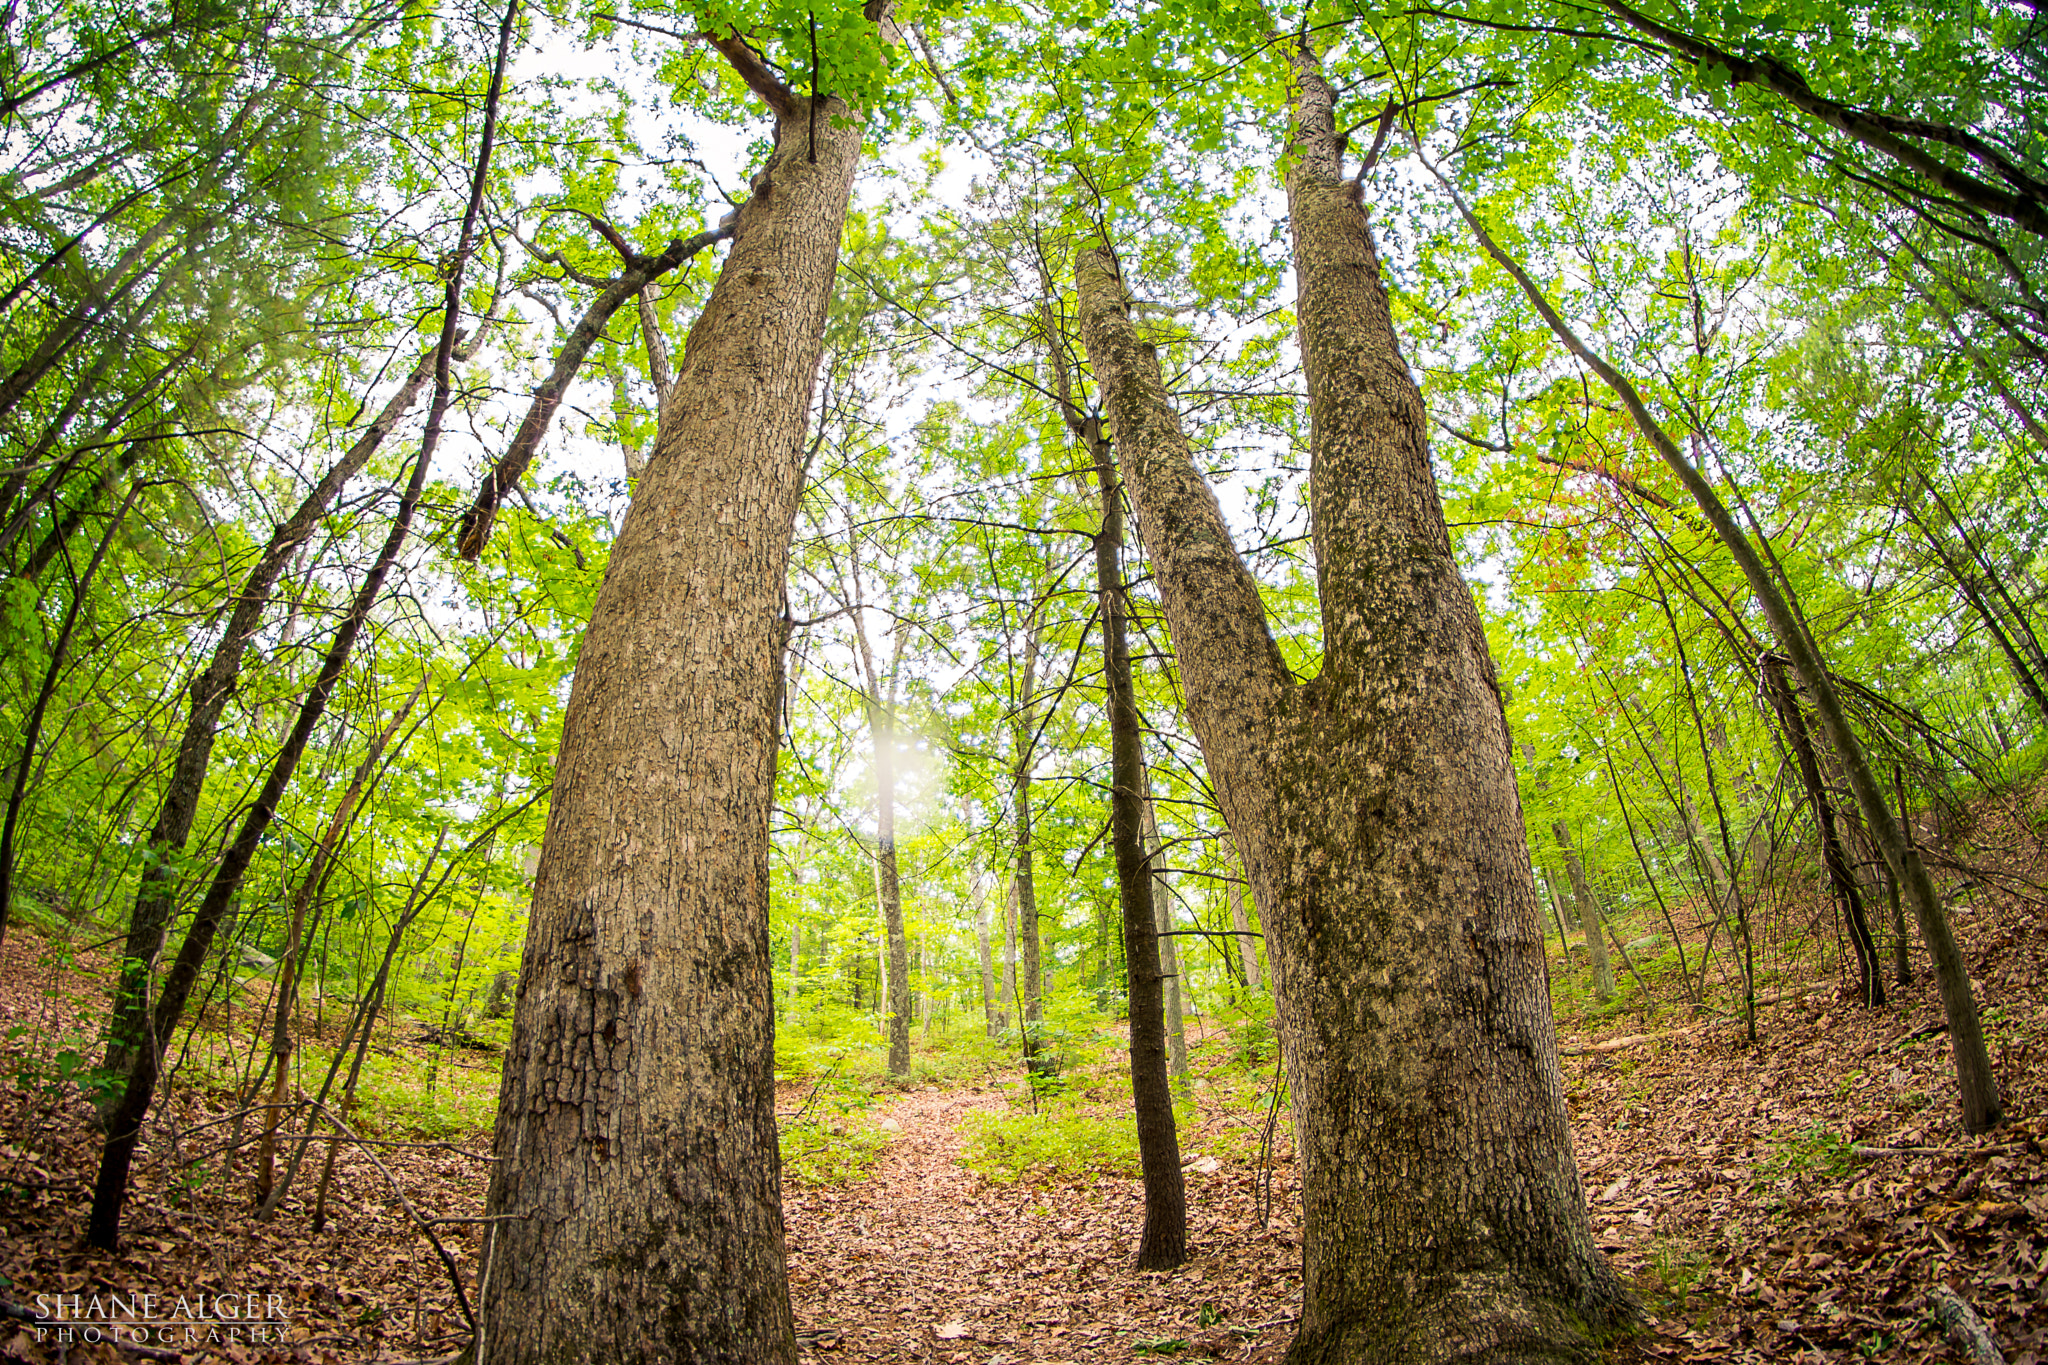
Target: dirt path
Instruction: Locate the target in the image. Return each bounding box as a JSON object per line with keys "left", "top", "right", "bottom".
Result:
{"left": 784, "top": 1084, "right": 1299, "bottom": 1363}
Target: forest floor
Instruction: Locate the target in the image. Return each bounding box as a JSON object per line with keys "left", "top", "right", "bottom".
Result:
{"left": 1, "top": 865, "right": 2046, "bottom": 1362}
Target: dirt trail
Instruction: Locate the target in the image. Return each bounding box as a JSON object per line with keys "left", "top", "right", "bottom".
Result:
{"left": 784, "top": 1084, "right": 1299, "bottom": 1363}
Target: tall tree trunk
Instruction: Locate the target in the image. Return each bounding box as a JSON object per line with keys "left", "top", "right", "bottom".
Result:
{"left": 1551, "top": 822, "right": 1615, "bottom": 1003}
{"left": 1012, "top": 626, "right": 1047, "bottom": 1078}
{"left": 1142, "top": 796, "right": 1188, "bottom": 1084}
{"left": 872, "top": 695, "right": 911, "bottom": 1075}
{"left": 1761, "top": 656, "right": 1885, "bottom": 1007}
{"left": 1073, "top": 47, "right": 1634, "bottom": 1361}
{"left": 474, "top": 38, "right": 863, "bottom": 1364}
{"left": 1437, "top": 154, "right": 2003, "bottom": 1132}
{"left": 1090, "top": 417, "right": 1185, "bottom": 1268}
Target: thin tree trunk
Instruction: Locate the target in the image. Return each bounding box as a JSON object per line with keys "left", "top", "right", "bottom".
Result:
{"left": 253, "top": 676, "right": 425, "bottom": 1207}
{"left": 475, "top": 27, "right": 864, "bottom": 1362}
{"left": 872, "top": 696, "right": 911, "bottom": 1075}
{"left": 86, "top": 0, "right": 514, "bottom": 1250}
{"left": 1089, "top": 413, "right": 1185, "bottom": 1268}
{"left": 976, "top": 888, "right": 996, "bottom": 1040}
{"left": 1074, "top": 47, "right": 1634, "bottom": 1359}
{"left": 999, "top": 877, "right": 1017, "bottom": 1034}
{"left": 1229, "top": 846, "right": 1261, "bottom": 993}
{"left": 1761, "top": 656, "right": 1884, "bottom": 1007}
{"left": 1553, "top": 821, "right": 1615, "bottom": 1003}
{"left": 96, "top": 333, "right": 456, "bottom": 1112}
{"left": 1439, "top": 159, "right": 2002, "bottom": 1132}
{"left": 1012, "top": 626, "right": 1047, "bottom": 1078}
{"left": 0, "top": 482, "right": 141, "bottom": 944}
{"left": 848, "top": 599, "right": 911, "bottom": 1076}
{"left": 1143, "top": 796, "right": 1188, "bottom": 1084}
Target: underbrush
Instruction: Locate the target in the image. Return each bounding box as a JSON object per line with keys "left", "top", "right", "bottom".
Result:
{"left": 781, "top": 1117, "right": 890, "bottom": 1186}
{"left": 958, "top": 1099, "right": 1143, "bottom": 1183}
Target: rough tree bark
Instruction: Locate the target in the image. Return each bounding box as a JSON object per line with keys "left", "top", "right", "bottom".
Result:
{"left": 1074, "top": 46, "right": 1635, "bottom": 1363}
{"left": 472, "top": 32, "right": 864, "bottom": 1364}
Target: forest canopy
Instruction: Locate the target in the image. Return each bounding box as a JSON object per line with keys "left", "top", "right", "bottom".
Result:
{"left": 1, "top": 0, "right": 2045, "bottom": 1358}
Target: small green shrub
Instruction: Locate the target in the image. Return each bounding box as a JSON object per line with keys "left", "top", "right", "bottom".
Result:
{"left": 1648, "top": 1238, "right": 1707, "bottom": 1308}
{"left": 780, "top": 1119, "right": 888, "bottom": 1187}
{"left": 959, "top": 1102, "right": 1141, "bottom": 1182}
{"left": 1224, "top": 1013, "right": 1275, "bottom": 1069}
{"left": 1753, "top": 1125, "right": 1860, "bottom": 1187}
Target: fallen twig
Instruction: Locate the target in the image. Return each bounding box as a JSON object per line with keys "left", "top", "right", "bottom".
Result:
{"left": 1930, "top": 1283, "right": 2007, "bottom": 1365}
{"left": 307, "top": 1101, "right": 477, "bottom": 1333}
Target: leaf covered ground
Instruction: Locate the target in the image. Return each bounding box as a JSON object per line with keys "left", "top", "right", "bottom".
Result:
{"left": 1, "top": 875, "right": 2044, "bottom": 1364}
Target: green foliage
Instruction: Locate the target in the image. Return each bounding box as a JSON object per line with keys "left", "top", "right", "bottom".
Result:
{"left": 1753, "top": 1126, "right": 1862, "bottom": 1189}
{"left": 1647, "top": 1238, "right": 1709, "bottom": 1310}
{"left": 779, "top": 1118, "right": 890, "bottom": 1187}
{"left": 958, "top": 1098, "right": 1143, "bottom": 1183}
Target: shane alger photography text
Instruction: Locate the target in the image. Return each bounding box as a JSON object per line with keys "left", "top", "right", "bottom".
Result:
{"left": 32, "top": 1290, "right": 293, "bottom": 1346}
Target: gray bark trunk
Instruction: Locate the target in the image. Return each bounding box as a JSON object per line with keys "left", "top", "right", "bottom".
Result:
{"left": 976, "top": 887, "right": 997, "bottom": 1040}
{"left": 1073, "top": 48, "right": 1633, "bottom": 1362}
{"left": 1142, "top": 796, "right": 1188, "bottom": 1084}
{"left": 1229, "top": 843, "right": 1261, "bottom": 993}
{"left": 475, "top": 67, "right": 862, "bottom": 1363}
{"left": 1552, "top": 822, "right": 1615, "bottom": 1003}
{"left": 1013, "top": 625, "right": 1047, "bottom": 1076}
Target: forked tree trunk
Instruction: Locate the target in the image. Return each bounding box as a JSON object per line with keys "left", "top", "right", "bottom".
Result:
{"left": 1073, "top": 47, "right": 1634, "bottom": 1362}
{"left": 473, "top": 48, "right": 862, "bottom": 1364}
